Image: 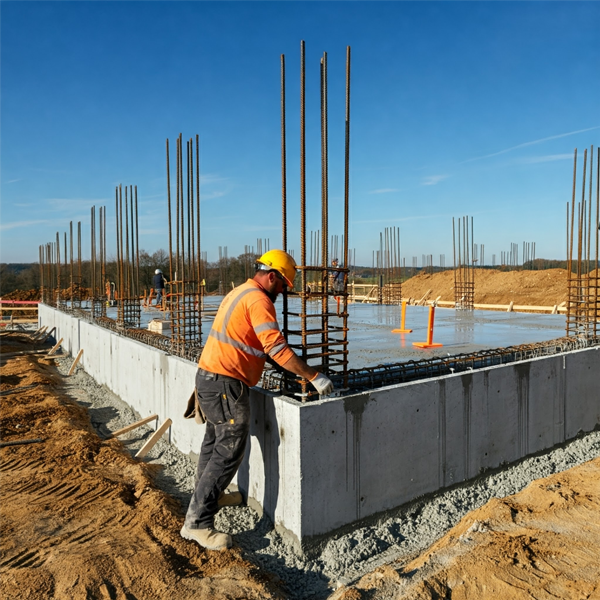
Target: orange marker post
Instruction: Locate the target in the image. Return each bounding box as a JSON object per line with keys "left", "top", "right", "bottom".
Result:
{"left": 392, "top": 301, "right": 412, "bottom": 334}
{"left": 413, "top": 306, "right": 443, "bottom": 348}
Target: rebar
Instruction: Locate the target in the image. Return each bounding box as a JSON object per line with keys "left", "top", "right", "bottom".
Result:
{"left": 566, "top": 146, "right": 599, "bottom": 338}
{"left": 280, "top": 53, "right": 291, "bottom": 372}
{"left": 261, "top": 335, "right": 600, "bottom": 396}
{"left": 453, "top": 215, "right": 475, "bottom": 309}
{"left": 282, "top": 42, "right": 351, "bottom": 400}
{"left": 166, "top": 133, "right": 202, "bottom": 357}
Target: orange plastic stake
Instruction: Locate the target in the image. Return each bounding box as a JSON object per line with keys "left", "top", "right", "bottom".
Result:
{"left": 392, "top": 301, "right": 413, "bottom": 333}
{"left": 413, "top": 306, "right": 443, "bottom": 348}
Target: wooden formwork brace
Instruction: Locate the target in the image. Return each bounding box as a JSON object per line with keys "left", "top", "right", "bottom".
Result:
{"left": 31, "top": 326, "right": 48, "bottom": 341}
{"left": 47, "top": 338, "right": 64, "bottom": 356}
{"left": 68, "top": 349, "right": 84, "bottom": 376}
{"left": 416, "top": 289, "right": 432, "bottom": 306}
{"left": 0, "top": 438, "right": 45, "bottom": 448}
{"left": 135, "top": 418, "right": 172, "bottom": 459}
{"left": 35, "top": 326, "right": 56, "bottom": 345}
{"left": 109, "top": 414, "right": 159, "bottom": 439}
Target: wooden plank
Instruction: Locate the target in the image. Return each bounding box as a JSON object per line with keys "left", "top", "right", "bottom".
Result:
{"left": 35, "top": 326, "right": 56, "bottom": 345}
{"left": 110, "top": 414, "right": 158, "bottom": 438}
{"left": 0, "top": 438, "right": 45, "bottom": 448}
{"left": 135, "top": 418, "right": 172, "bottom": 459}
{"left": 0, "top": 383, "right": 39, "bottom": 396}
{"left": 47, "top": 338, "right": 64, "bottom": 356}
{"left": 68, "top": 349, "right": 84, "bottom": 375}
{"left": 31, "top": 326, "right": 48, "bottom": 341}
{"left": 416, "top": 289, "right": 432, "bottom": 306}
{"left": 0, "top": 349, "right": 53, "bottom": 360}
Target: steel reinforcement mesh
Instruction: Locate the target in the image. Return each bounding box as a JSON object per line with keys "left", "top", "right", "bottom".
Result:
{"left": 47, "top": 301, "right": 599, "bottom": 399}
{"left": 260, "top": 335, "right": 600, "bottom": 396}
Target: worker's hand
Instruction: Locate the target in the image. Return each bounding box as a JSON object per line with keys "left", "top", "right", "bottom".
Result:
{"left": 310, "top": 373, "right": 334, "bottom": 396}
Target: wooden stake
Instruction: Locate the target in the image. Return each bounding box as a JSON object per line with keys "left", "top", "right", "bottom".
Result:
{"left": 35, "top": 326, "right": 56, "bottom": 345}
{"left": 135, "top": 418, "right": 172, "bottom": 459}
{"left": 68, "top": 349, "right": 84, "bottom": 375}
{"left": 0, "top": 438, "right": 45, "bottom": 448}
{"left": 31, "top": 326, "right": 48, "bottom": 341}
{"left": 47, "top": 338, "right": 64, "bottom": 356}
{"left": 110, "top": 414, "right": 158, "bottom": 438}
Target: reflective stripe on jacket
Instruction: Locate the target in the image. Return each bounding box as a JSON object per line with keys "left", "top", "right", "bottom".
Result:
{"left": 198, "top": 279, "right": 294, "bottom": 387}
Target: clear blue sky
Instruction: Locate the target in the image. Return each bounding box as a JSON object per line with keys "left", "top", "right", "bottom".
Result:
{"left": 2, "top": 1, "right": 599, "bottom": 266}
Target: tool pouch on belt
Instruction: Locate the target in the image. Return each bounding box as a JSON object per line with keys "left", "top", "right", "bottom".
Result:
{"left": 183, "top": 387, "right": 206, "bottom": 425}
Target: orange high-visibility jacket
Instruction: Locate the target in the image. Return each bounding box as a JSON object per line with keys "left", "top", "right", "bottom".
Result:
{"left": 198, "top": 279, "right": 295, "bottom": 387}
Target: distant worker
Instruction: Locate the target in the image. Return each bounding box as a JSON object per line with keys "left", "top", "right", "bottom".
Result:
{"left": 153, "top": 269, "right": 167, "bottom": 306}
{"left": 330, "top": 258, "right": 345, "bottom": 295}
{"left": 180, "top": 249, "right": 334, "bottom": 551}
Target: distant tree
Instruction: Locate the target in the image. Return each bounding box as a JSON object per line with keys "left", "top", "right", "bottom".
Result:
{"left": 0, "top": 265, "right": 19, "bottom": 296}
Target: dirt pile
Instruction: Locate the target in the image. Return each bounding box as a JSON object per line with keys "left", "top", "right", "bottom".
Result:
{"left": 1, "top": 289, "right": 41, "bottom": 302}
{"left": 0, "top": 334, "right": 282, "bottom": 600}
{"left": 334, "top": 457, "right": 600, "bottom": 599}
{"left": 401, "top": 269, "right": 569, "bottom": 307}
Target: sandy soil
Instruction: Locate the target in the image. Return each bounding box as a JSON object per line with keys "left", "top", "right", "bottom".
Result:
{"left": 0, "top": 334, "right": 282, "bottom": 600}
{"left": 2, "top": 268, "right": 599, "bottom": 599}
{"left": 401, "top": 268, "right": 570, "bottom": 307}
{"left": 333, "top": 457, "right": 600, "bottom": 600}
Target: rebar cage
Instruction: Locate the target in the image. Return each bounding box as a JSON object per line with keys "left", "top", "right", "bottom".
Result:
{"left": 566, "top": 147, "right": 599, "bottom": 339}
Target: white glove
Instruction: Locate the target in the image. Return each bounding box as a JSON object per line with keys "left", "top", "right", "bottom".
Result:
{"left": 310, "top": 373, "right": 334, "bottom": 396}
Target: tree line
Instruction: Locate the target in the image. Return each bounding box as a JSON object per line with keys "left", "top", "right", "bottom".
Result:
{"left": 0, "top": 253, "right": 589, "bottom": 298}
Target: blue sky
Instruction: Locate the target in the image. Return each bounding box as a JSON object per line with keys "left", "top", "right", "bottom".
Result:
{"left": 2, "top": 1, "right": 599, "bottom": 266}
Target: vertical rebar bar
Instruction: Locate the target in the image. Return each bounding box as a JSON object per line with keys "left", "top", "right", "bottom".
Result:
{"left": 300, "top": 40, "right": 307, "bottom": 374}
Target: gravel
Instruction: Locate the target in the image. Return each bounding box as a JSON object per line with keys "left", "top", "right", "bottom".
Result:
{"left": 54, "top": 353, "right": 600, "bottom": 600}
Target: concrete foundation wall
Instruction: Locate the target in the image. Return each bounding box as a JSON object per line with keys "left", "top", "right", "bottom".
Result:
{"left": 39, "top": 305, "right": 600, "bottom": 548}
{"left": 39, "top": 305, "right": 302, "bottom": 539}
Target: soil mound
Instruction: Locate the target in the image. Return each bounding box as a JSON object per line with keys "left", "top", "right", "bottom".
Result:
{"left": 401, "top": 268, "right": 568, "bottom": 307}
{"left": 0, "top": 334, "right": 282, "bottom": 600}
{"left": 335, "top": 456, "right": 600, "bottom": 599}
{"left": 1, "top": 289, "right": 41, "bottom": 302}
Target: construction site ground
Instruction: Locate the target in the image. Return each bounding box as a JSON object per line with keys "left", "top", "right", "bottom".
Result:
{"left": 2, "top": 268, "right": 599, "bottom": 599}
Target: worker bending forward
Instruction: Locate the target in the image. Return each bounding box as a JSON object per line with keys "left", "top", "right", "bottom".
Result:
{"left": 181, "top": 250, "right": 334, "bottom": 550}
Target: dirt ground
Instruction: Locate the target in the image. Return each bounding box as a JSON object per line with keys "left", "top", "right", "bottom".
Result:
{"left": 2, "top": 268, "right": 599, "bottom": 599}
{"left": 400, "top": 268, "right": 570, "bottom": 307}
{"left": 0, "top": 334, "right": 282, "bottom": 600}
{"left": 333, "top": 457, "right": 600, "bottom": 600}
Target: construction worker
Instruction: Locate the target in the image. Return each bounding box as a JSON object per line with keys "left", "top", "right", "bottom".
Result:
{"left": 330, "top": 258, "right": 345, "bottom": 294}
{"left": 180, "top": 249, "right": 334, "bottom": 551}
{"left": 153, "top": 269, "right": 167, "bottom": 306}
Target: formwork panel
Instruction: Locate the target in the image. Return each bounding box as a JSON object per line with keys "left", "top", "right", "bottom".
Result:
{"left": 564, "top": 347, "right": 600, "bottom": 439}
{"left": 526, "top": 357, "right": 564, "bottom": 454}
{"left": 238, "top": 392, "right": 302, "bottom": 543}
{"left": 355, "top": 386, "right": 440, "bottom": 515}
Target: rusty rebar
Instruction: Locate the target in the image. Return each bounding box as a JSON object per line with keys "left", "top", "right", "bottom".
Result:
{"left": 281, "top": 53, "right": 289, "bottom": 350}
{"left": 167, "top": 139, "right": 173, "bottom": 282}
{"left": 281, "top": 53, "right": 287, "bottom": 252}
{"left": 196, "top": 135, "right": 201, "bottom": 289}
{"left": 300, "top": 40, "right": 308, "bottom": 379}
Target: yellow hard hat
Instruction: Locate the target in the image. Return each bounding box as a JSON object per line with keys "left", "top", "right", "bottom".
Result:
{"left": 256, "top": 249, "right": 297, "bottom": 289}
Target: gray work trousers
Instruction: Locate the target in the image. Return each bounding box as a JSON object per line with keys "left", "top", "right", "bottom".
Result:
{"left": 184, "top": 368, "right": 250, "bottom": 530}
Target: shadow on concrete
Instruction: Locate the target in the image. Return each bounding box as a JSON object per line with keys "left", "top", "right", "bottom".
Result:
{"left": 238, "top": 390, "right": 280, "bottom": 529}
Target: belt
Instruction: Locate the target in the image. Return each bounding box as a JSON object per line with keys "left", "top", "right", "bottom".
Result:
{"left": 197, "top": 368, "right": 240, "bottom": 383}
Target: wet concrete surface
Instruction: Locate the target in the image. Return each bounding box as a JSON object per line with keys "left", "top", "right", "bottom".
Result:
{"left": 102, "top": 297, "right": 567, "bottom": 371}
{"left": 280, "top": 299, "right": 567, "bottom": 370}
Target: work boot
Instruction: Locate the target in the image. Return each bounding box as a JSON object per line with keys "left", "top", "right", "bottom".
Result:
{"left": 180, "top": 525, "right": 232, "bottom": 550}
{"left": 218, "top": 490, "right": 243, "bottom": 507}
